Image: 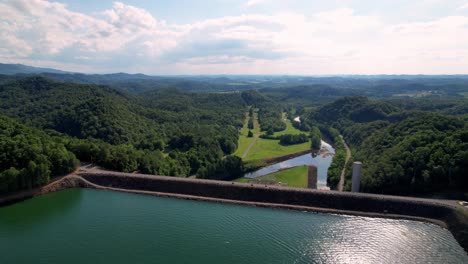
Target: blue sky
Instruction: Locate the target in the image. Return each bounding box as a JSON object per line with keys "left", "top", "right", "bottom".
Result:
{"left": 1, "top": 0, "right": 467, "bottom": 74}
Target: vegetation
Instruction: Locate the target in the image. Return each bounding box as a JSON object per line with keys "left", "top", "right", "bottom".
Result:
{"left": 1, "top": 71, "right": 467, "bottom": 197}
{"left": 309, "top": 127, "right": 321, "bottom": 151}
{"left": 244, "top": 139, "right": 310, "bottom": 161}
{"left": 278, "top": 134, "right": 308, "bottom": 145}
{"left": 321, "top": 126, "right": 347, "bottom": 189}
{"left": 0, "top": 76, "right": 251, "bottom": 193}
{"left": 233, "top": 111, "right": 259, "bottom": 157}
{"left": 0, "top": 115, "right": 78, "bottom": 193}
{"left": 355, "top": 113, "right": 468, "bottom": 195}
{"left": 234, "top": 165, "right": 308, "bottom": 188}
{"left": 305, "top": 96, "right": 468, "bottom": 195}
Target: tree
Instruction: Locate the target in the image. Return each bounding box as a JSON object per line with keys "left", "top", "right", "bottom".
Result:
{"left": 309, "top": 127, "right": 321, "bottom": 151}
{"left": 248, "top": 130, "right": 254, "bottom": 137}
{"left": 0, "top": 167, "right": 20, "bottom": 193}
{"left": 248, "top": 119, "right": 254, "bottom": 129}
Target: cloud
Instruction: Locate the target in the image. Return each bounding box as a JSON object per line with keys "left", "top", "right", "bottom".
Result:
{"left": 459, "top": 2, "right": 468, "bottom": 10}
{"left": 103, "top": 2, "right": 158, "bottom": 30}
{"left": 245, "top": 0, "right": 271, "bottom": 7}
{"left": 0, "top": 0, "right": 467, "bottom": 74}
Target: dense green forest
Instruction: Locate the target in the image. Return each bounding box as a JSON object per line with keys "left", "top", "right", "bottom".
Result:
{"left": 303, "top": 96, "right": 468, "bottom": 196}
{"left": 0, "top": 76, "right": 250, "bottom": 193}
{"left": 0, "top": 115, "right": 77, "bottom": 192}
{"left": 0, "top": 69, "right": 467, "bottom": 197}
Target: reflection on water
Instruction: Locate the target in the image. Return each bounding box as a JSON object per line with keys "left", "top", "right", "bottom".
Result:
{"left": 0, "top": 189, "right": 82, "bottom": 229}
{"left": 244, "top": 140, "right": 335, "bottom": 188}
{"left": 0, "top": 189, "right": 466, "bottom": 264}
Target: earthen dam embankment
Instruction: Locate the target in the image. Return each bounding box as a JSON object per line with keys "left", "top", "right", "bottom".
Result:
{"left": 1, "top": 169, "right": 467, "bottom": 252}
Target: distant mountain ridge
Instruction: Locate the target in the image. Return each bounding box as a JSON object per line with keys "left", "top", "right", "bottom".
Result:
{"left": 0, "top": 63, "right": 70, "bottom": 75}
{"left": 2, "top": 62, "right": 468, "bottom": 95}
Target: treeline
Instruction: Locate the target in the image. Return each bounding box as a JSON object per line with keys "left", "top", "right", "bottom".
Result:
{"left": 0, "top": 77, "right": 253, "bottom": 193}
{"left": 197, "top": 156, "right": 244, "bottom": 180}
{"left": 240, "top": 90, "right": 287, "bottom": 134}
{"left": 279, "top": 134, "right": 308, "bottom": 145}
{"left": 0, "top": 115, "right": 78, "bottom": 193}
{"left": 318, "top": 126, "right": 348, "bottom": 189}
{"left": 306, "top": 96, "right": 468, "bottom": 195}
{"left": 355, "top": 113, "right": 468, "bottom": 195}
{"left": 259, "top": 133, "right": 309, "bottom": 146}
{"left": 309, "top": 127, "right": 321, "bottom": 151}
{"left": 257, "top": 106, "right": 286, "bottom": 134}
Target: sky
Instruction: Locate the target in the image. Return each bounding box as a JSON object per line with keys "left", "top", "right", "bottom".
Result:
{"left": 0, "top": 0, "right": 467, "bottom": 75}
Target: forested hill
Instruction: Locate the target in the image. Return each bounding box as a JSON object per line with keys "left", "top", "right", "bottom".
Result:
{"left": 356, "top": 113, "right": 468, "bottom": 195}
{"left": 0, "top": 74, "right": 467, "bottom": 197}
{"left": 0, "top": 76, "right": 155, "bottom": 145}
{"left": 0, "top": 76, "right": 249, "bottom": 194}
{"left": 0, "top": 76, "right": 245, "bottom": 146}
{"left": 0, "top": 63, "right": 69, "bottom": 75}
{"left": 0, "top": 114, "right": 78, "bottom": 193}
{"left": 304, "top": 96, "right": 468, "bottom": 196}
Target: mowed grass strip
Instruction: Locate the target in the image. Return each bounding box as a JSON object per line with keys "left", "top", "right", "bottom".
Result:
{"left": 234, "top": 112, "right": 254, "bottom": 157}
{"left": 234, "top": 109, "right": 261, "bottom": 157}
{"left": 244, "top": 138, "right": 310, "bottom": 161}
{"left": 236, "top": 110, "right": 310, "bottom": 160}
{"left": 234, "top": 165, "right": 308, "bottom": 188}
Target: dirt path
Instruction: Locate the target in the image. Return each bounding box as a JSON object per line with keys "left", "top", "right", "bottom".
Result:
{"left": 338, "top": 135, "right": 351, "bottom": 192}
{"left": 242, "top": 134, "right": 258, "bottom": 159}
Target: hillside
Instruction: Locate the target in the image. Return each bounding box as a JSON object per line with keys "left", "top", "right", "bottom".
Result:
{"left": 305, "top": 96, "right": 468, "bottom": 196}
{"left": 0, "top": 63, "right": 69, "bottom": 75}
{"left": 0, "top": 76, "right": 248, "bottom": 194}
{"left": 356, "top": 113, "right": 468, "bottom": 195}
{"left": 0, "top": 114, "right": 77, "bottom": 193}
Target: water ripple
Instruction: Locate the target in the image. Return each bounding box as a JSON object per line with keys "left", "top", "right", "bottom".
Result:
{"left": 0, "top": 189, "right": 466, "bottom": 264}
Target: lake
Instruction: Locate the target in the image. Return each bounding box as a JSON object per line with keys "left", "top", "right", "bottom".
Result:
{"left": 244, "top": 140, "right": 335, "bottom": 188}
{"left": 0, "top": 189, "right": 466, "bottom": 264}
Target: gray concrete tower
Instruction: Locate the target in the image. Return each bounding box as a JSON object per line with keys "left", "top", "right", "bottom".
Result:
{"left": 352, "top": 162, "right": 362, "bottom": 193}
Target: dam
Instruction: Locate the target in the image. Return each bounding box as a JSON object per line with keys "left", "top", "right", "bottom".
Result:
{"left": 0, "top": 168, "right": 467, "bottom": 263}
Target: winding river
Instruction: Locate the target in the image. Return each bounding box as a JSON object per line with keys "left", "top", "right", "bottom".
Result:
{"left": 244, "top": 140, "right": 335, "bottom": 189}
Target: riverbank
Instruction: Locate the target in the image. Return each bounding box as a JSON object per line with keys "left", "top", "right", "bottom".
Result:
{"left": 262, "top": 149, "right": 312, "bottom": 165}
{"left": 338, "top": 135, "right": 351, "bottom": 191}
{"left": 1, "top": 169, "right": 467, "bottom": 252}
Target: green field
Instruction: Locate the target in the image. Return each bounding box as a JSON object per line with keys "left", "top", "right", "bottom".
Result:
{"left": 233, "top": 111, "right": 255, "bottom": 157}
{"left": 273, "top": 116, "right": 306, "bottom": 137}
{"left": 244, "top": 138, "right": 310, "bottom": 161}
{"left": 234, "top": 109, "right": 262, "bottom": 157}
{"left": 236, "top": 111, "right": 311, "bottom": 161}
{"left": 234, "top": 165, "right": 308, "bottom": 188}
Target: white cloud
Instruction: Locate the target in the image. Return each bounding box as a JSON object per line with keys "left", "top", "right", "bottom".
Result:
{"left": 0, "top": 0, "right": 467, "bottom": 74}
{"left": 458, "top": 2, "right": 468, "bottom": 10}
{"left": 245, "top": 0, "right": 271, "bottom": 7}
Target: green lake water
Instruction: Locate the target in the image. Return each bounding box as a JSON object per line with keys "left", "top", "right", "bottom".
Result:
{"left": 0, "top": 189, "right": 466, "bottom": 264}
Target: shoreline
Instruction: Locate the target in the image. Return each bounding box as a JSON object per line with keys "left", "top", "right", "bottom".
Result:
{"left": 1, "top": 170, "right": 467, "bottom": 252}
{"left": 0, "top": 175, "right": 449, "bottom": 228}
{"left": 261, "top": 149, "right": 312, "bottom": 165}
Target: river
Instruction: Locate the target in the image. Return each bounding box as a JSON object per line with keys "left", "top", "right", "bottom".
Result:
{"left": 244, "top": 140, "right": 335, "bottom": 189}
{"left": 0, "top": 189, "right": 466, "bottom": 264}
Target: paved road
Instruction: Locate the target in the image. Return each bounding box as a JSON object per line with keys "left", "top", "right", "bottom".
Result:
{"left": 338, "top": 135, "right": 351, "bottom": 192}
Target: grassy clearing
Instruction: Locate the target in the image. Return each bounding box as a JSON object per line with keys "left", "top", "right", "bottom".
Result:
{"left": 273, "top": 117, "right": 305, "bottom": 137}
{"left": 234, "top": 112, "right": 254, "bottom": 157}
{"left": 236, "top": 110, "right": 310, "bottom": 160}
{"left": 244, "top": 138, "right": 310, "bottom": 161}
{"left": 234, "top": 165, "right": 308, "bottom": 188}
{"left": 234, "top": 109, "right": 261, "bottom": 157}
